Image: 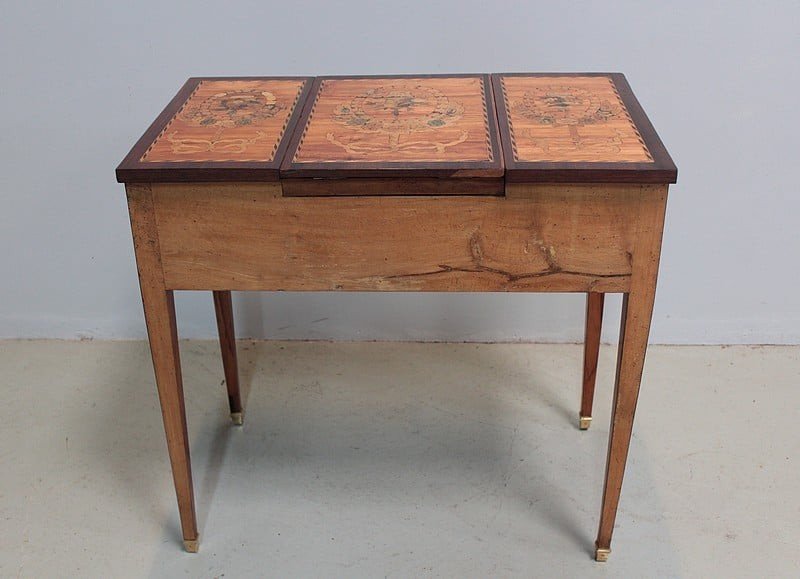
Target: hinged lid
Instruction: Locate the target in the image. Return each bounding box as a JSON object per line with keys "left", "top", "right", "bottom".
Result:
{"left": 492, "top": 73, "right": 676, "bottom": 183}
{"left": 116, "top": 77, "right": 313, "bottom": 183}
{"left": 280, "top": 74, "right": 504, "bottom": 195}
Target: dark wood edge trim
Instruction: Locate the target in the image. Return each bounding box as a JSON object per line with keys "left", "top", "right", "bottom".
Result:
{"left": 305, "top": 73, "right": 495, "bottom": 80}
{"left": 497, "top": 72, "right": 622, "bottom": 78}
{"left": 491, "top": 73, "right": 677, "bottom": 184}
{"left": 487, "top": 73, "right": 506, "bottom": 176}
{"left": 609, "top": 73, "right": 677, "bottom": 182}
{"left": 117, "top": 78, "right": 200, "bottom": 182}
{"left": 280, "top": 75, "right": 324, "bottom": 174}
{"left": 480, "top": 73, "right": 503, "bottom": 168}
{"left": 270, "top": 78, "right": 316, "bottom": 179}
{"left": 116, "top": 76, "right": 314, "bottom": 183}
{"left": 490, "top": 74, "right": 517, "bottom": 179}
{"left": 504, "top": 166, "right": 677, "bottom": 183}
{"left": 183, "top": 75, "right": 314, "bottom": 81}
{"left": 280, "top": 74, "right": 503, "bottom": 179}
{"left": 281, "top": 177, "right": 505, "bottom": 197}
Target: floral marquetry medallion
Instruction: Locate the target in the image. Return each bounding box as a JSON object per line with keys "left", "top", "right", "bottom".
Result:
{"left": 328, "top": 83, "right": 466, "bottom": 155}
{"left": 141, "top": 79, "right": 307, "bottom": 163}
{"left": 291, "top": 76, "right": 495, "bottom": 163}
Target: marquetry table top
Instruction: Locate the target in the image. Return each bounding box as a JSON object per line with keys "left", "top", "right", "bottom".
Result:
{"left": 116, "top": 73, "right": 676, "bottom": 188}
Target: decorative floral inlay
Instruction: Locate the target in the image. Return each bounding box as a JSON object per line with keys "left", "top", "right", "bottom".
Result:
{"left": 503, "top": 77, "right": 652, "bottom": 162}
{"left": 333, "top": 85, "right": 463, "bottom": 133}
{"left": 180, "top": 90, "right": 284, "bottom": 128}
{"left": 326, "top": 82, "right": 468, "bottom": 154}
{"left": 164, "top": 131, "right": 268, "bottom": 154}
{"left": 512, "top": 86, "right": 620, "bottom": 126}
{"left": 140, "top": 79, "right": 306, "bottom": 162}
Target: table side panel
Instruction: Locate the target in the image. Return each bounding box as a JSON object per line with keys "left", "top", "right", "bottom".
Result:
{"left": 148, "top": 183, "right": 661, "bottom": 293}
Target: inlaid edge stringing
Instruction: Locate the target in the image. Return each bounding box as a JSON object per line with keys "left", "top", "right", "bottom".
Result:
{"left": 140, "top": 79, "right": 307, "bottom": 164}
{"left": 139, "top": 81, "right": 202, "bottom": 163}
{"left": 290, "top": 79, "right": 323, "bottom": 163}
{"left": 498, "top": 77, "right": 520, "bottom": 165}
{"left": 478, "top": 76, "right": 494, "bottom": 163}
{"left": 606, "top": 78, "right": 653, "bottom": 162}
{"left": 499, "top": 75, "right": 653, "bottom": 164}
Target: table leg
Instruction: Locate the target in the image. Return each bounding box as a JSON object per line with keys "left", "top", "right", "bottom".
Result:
{"left": 580, "top": 292, "right": 604, "bottom": 430}
{"left": 212, "top": 291, "right": 243, "bottom": 425}
{"left": 127, "top": 184, "right": 199, "bottom": 553}
{"left": 594, "top": 189, "right": 666, "bottom": 562}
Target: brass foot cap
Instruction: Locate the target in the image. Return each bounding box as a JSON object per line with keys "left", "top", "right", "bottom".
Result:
{"left": 231, "top": 412, "right": 244, "bottom": 426}
{"left": 595, "top": 547, "right": 611, "bottom": 562}
{"left": 579, "top": 416, "right": 592, "bottom": 430}
{"left": 184, "top": 539, "right": 199, "bottom": 553}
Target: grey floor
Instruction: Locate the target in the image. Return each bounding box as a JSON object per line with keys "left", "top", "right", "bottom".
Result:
{"left": 0, "top": 341, "right": 798, "bottom": 578}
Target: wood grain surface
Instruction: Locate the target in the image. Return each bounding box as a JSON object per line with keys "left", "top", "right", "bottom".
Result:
{"left": 596, "top": 185, "right": 667, "bottom": 558}
{"left": 581, "top": 292, "right": 605, "bottom": 424}
{"left": 126, "top": 183, "right": 198, "bottom": 548}
{"left": 212, "top": 290, "right": 242, "bottom": 418}
{"left": 143, "top": 183, "right": 668, "bottom": 293}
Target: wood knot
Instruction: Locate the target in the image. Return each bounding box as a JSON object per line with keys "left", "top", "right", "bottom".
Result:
{"left": 469, "top": 231, "right": 484, "bottom": 265}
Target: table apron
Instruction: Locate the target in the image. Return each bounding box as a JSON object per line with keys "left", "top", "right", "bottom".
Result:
{"left": 135, "top": 182, "right": 667, "bottom": 293}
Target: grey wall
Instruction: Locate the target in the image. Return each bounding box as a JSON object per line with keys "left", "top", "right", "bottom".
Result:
{"left": 1, "top": 1, "right": 798, "bottom": 344}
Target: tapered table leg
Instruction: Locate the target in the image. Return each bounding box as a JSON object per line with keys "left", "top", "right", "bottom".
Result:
{"left": 594, "top": 188, "right": 666, "bottom": 561}
{"left": 212, "top": 290, "right": 243, "bottom": 425}
{"left": 127, "top": 184, "right": 199, "bottom": 553}
{"left": 580, "top": 292, "right": 604, "bottom": 430}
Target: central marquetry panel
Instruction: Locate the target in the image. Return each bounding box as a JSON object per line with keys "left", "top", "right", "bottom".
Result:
{"left": 500, "top": 75, "right": 652, "bottom": 163}
{"left": 292, "top": 76, "right": 494, "bottom": 163}
{"left": 142, "top": 79, "right": 306, "bottom": 163}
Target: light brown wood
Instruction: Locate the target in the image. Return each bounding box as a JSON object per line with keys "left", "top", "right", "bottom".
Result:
{"left": 148, "top": 183, "right": 663, "bottom": 294}
{"left": 293, "top": 77, "right": 494, "bottom": 163}
{"left": 212, "top": 290, "right": 242, "bottom": 422}
{"left": 143, "top": 79, "right": 306, "bottom": 163}
{"left": 126, "top": 183, "right": 198, "bottom": 549}
{"left": 595, "top": 185, "right": 668, "bottom": 559}
{"left": 500, "top": 76, "right": 652, "bottom": 163}
{"left": 580, "top": 292, "right": 605, "bottom": 429}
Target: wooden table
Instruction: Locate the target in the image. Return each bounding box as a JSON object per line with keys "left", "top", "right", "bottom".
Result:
{"left": 117, "top": 73, "right": 676, "bottom": 561}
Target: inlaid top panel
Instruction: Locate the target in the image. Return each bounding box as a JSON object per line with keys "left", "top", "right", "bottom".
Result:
{"left": 143, "top": 79, "right": 305, "bottom": 163}
{"left": 501, "top": 76, "right": 650, "bottom": 163}
{"left": 492, "top": 73, "right": 677, "bottom": 183}
{"left": 117, "top": 77, "right": 312, "bottom": 182}
{"left": 281, "top": 75, "right": 503, "bottom": 180}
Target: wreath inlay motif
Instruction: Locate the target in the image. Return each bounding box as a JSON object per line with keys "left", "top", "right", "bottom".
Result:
{"left": 326, "top": 83, "right": 468, "bottom": 154}
{"left": 167, "top": 90, "right": 284, "bottom": 154}
{"left": 512, "top": 85, "right": 626, "bottom": 156}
